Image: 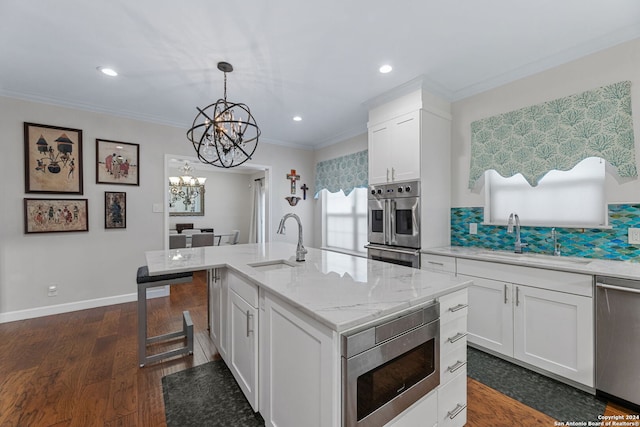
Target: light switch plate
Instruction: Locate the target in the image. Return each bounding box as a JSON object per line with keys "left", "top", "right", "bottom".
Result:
{"left": 469, "top": 223, "right": 478, "bottom": 235}
{"left": 628, "top": 228, "right": 640, "bottom": 244}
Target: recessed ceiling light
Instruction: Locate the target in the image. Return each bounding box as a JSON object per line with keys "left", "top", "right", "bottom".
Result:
{"left": 97, "top": 66, "right": 118, "bottom": 77}
{"left": 379, "top": 64, "right": 393, "bottom": 74}
{"left": 293, "top": 116, "right": 302, "bottom": 122}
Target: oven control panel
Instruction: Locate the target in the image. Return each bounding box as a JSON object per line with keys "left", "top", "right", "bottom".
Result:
{"left": 369, "top": 180, "right": 420, "bottom": 199}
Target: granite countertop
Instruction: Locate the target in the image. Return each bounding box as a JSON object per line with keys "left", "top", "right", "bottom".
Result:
{"left": 422, "top": 246, "right": 640, "bottom": 280}
{"left": 145, "top": 242, "right": 469, "bottom": 333}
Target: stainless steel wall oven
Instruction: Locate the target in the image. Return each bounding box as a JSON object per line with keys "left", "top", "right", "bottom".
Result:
{"left": 342, "top": 301, "right": 440, "bottom": 427}
{"left": 366, "top": 180, "right": 421, "bottom": 268}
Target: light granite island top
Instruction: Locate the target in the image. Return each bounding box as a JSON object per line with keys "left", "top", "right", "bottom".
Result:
{"left": 145, "top": 242, "right": 469, "bottom": 332}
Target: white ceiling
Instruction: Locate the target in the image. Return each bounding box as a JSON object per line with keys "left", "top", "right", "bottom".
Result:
{"left": 2, "top": 0, "right": 639, "bottom": 150}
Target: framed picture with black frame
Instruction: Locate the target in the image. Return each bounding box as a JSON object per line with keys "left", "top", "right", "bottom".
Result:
{"left": 24, "top": 122, "right": 83, "bottom": 194}
{"left": 24, "top": 198, "right": 88, "bottom": 233}
{"left": 105, "top": 191, "right": 126, "bottom": 229}
{"left": 96, "top": 139, "right": 140, "bottom": 185}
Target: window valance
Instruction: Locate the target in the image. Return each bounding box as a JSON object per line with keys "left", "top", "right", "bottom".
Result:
{"left": 468, "top": 81, "right": 636, "bottom": 188}
{"left": 314, "top": 150, "right": 368, "bottom": 198}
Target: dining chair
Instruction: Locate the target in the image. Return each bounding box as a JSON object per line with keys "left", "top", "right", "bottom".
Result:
{"left": 169, "top": 234, "right": 187, "bottom": 249}
{"left": 176, "top": 223, "right": 194, "bottom": 234}
{"left": 226, "top": 230, "right": 240, "bottom": 245}
{"left": 191, "top": 232, "right": 214, "bottom": 247}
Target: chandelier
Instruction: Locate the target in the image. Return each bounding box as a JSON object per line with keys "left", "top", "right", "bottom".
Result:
{"left": 168, "top": 162, "right": 206, "bottom": 210}
{"left": 187, "top": 61, "right": 260, "bottom": 168}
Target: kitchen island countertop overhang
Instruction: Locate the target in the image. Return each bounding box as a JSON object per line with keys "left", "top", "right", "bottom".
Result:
{"left": 145, "top": 242, "right": 470, "bottom": 332}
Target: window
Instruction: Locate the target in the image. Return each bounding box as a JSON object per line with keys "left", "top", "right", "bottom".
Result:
{"left": 485, "top": 157, "right": 606, "bottom": 227}
{"left": 321, "top": 188, "right": 368, "bottom": 254}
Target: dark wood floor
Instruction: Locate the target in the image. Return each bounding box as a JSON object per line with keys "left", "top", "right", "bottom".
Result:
{"left": 0, "top": 272, "right": 635, "bottom": 426}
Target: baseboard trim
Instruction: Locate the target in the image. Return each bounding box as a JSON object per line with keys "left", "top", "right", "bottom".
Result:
{"left": 0, "top": 286, "right": 170, "bottom": 324}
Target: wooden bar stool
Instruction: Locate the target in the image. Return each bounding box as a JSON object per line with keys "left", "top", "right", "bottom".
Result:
{"left": 136, "top": 265, "right": 194, "bottom": 367}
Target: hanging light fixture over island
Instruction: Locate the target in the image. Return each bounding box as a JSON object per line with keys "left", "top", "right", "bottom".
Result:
{"left": 187, "top": 61, "right": 260, "bottom": 168}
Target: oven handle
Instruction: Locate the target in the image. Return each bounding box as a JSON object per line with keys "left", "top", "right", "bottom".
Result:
{"left": 364, "top": 245, "right": 421, "bottom": 256}
{"left": 387, "top": 199, "right": 394, "bottom": 245}
{"left": 596, "top": 283, "right": 640, "bottom": 294}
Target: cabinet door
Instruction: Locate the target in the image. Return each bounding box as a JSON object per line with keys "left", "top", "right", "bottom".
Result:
{"left": 390, "top": 111, "right": 420, "bottom": 182}
{"left": 229, "top": 290, "right": 259, "bottom": 410}
{"left": 463, "top": 275, "right": 514, "bottom": 357}
{"left": 369, "top": 123, "right": 391, "bottom": 184}
{"left": 513, "top": 285, "right": 594, "bottom": 387}
{"left": 209, "top": 268, "right": 228, "bottom": 359}
{"left": 260, "top": 294, "right": 337, "bottom": 427}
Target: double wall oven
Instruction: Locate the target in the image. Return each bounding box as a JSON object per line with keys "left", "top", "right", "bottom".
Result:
{"left": 366, "top": 180, "right": 421, "bottom": 268}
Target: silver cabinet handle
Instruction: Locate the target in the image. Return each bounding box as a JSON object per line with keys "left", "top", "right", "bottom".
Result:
{"left": 516, "top": 286, "right": 520, "bottom": 307}
{"left": 427, "top": 261, "right": 444, "bottom": 266}
{"left": 246, "top": 310, "right": 253, "bottom": 337}
{"left": 447, "top": 403, "right": 467, "bottom": 420}
{"left": 504, "top": 284, "right": 508, "bottom": 304}
{"left": 391, "top": 167, "right": 395, "bottom": 181}
{"left": 447, "top": 360, "right": 467, "bottom": 373}
{"left": 447, "top": 332, "right": 468, "bottom": 343}
{"left": 386, "top": 168, "right": 390, "bottom": 182}
{"left": 448, "top": 303, "right": 468, "bottom": 313}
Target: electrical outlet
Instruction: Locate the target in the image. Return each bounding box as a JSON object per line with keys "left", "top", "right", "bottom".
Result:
{"left": 469, "top": 223, "right": 478, "bottom": 235}
{"left": 628, "top": 228, "right": 640, "bottom": 244}
{"left": 48, "top": 285, "right": 58, "bottom": 297}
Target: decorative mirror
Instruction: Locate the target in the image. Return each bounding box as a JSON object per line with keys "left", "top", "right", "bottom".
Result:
{"left": 169, "top": 184, "right": 205, "bottom": 216}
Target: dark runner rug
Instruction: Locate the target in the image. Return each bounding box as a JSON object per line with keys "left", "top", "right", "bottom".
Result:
{"left": 467, "top": 346, "right": 607, "bottom": 423}
{"left": 162, "top": 360, "right": 265, "bottom": 427}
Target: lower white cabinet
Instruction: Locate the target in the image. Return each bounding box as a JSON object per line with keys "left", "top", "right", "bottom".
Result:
{"left": 385, "top": 390, "right": 438, "bottom": 427}
{"left": 228, "top": 272, "right": 259, "bottom": 411}
{"left": 459, "top": 258, "right": 594, "bottom": 387}
{"left": 209, "top": 268, "right": 228, "bottom": 360}
{"left": 260, "top": 292, "right": 338, "bottom": 427}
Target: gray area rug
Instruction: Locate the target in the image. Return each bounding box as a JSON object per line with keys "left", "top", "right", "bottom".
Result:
{"left": 467, "top": 346, "right": 607, "bottom": 423}
{"left": 162, "top": 360, "right": 265, "bottom": 427}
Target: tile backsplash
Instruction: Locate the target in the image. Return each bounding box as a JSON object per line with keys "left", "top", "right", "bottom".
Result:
{"left": 451, "top": 205, "right": 640, "bottom": 261}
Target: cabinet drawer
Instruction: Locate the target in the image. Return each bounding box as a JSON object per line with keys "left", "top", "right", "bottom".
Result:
{"left": 439, "top": 289, "right": 468, "bottom": 324}
{"left": 438, "top": 371, "right": 467, "bottom": 427}
{"left": 228, "top": 271, "right": 258, "bottom": 307}
{"left": 457, "top": 258, "right": 593, "bottom": 297}
{"left": 440, "top": 316, "right": 467, "bottom": 355}
{"left": 422, "top": 254, "right": 456, "bottom": 274}
{"left": 385, "top": 389, "right": 437, "bottom": 427}
{"left": 441, "top": 343, "right": 467, "bottom": 386}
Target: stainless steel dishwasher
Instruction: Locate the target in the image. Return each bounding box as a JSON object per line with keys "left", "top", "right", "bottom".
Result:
{"left": 595, "top": 276, "right": 640, "bottom": 409}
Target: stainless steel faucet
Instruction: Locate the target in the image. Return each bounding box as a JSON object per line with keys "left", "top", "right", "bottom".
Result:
{"left": 507, "top": 213, "right": 528, "bottom": 254}
{"left": 551, "top": 228, "right": 561, "bottom": 256}
{"left": 277, "top": 213, "right": 307, "bottom": 262}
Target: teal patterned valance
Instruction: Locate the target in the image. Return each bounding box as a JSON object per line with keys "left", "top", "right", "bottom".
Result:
{"left": 315, "top": 150, "right": 368, "bottom": 198}
{"left": 469, "top": 81, "right": 636, "bottom": 188}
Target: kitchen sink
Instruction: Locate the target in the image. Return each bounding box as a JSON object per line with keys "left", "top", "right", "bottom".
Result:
{"left": 248, "top": 259, "right": 299, "bottom": 272}
{"left": 478, "top": 251, "right": 592, "bottom": 266}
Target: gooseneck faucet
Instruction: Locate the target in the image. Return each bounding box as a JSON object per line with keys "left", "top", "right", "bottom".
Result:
{"left": 507, "top": 213, "right": 528, "bottom": 254}
{"left": 277, "top": 213, "right": 307, "bottom": 262}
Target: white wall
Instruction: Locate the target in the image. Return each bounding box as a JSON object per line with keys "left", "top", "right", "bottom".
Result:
{"left": 0, "top": 96, "right": 314, "bottom": 321}
{"left": 451, "top": 38, "right": 640, "bottom": 207}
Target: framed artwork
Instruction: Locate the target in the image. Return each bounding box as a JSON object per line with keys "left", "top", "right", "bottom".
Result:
{"left": 96, "top": 139, "right": 140, "bottom": 185}
{"left": 24, "top": 198, "right": 88, "bottom": 234}
{"left": 105, "top": 191, "right": 126, "bottom": 229}
{"left": 24, "top": 122, "right": 83, "bottom": 194}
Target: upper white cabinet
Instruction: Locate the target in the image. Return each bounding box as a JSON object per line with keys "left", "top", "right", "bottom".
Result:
{"left": 369, "top": 110, "right": 421, "bottom": 184}
{"left": 367, "top": 88, "right": 453, "bottom": 248}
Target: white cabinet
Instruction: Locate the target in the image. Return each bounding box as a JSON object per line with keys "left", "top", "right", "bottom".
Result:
{"left": 458, "top": 258, "right": 594, "bottom": 387}
{"left": 368, "top": 110, "right": 421, "bottom": 184}
{"left": 260, "top": 292, "right": 338, "bottom": 427}
{"left": 208, "top": 269, "right": 259, "bottom": 410}
{"left": 228, "top": 271, "right": 259, "bottom": 411}
{"left": 208, "top": 268, "right": 228, "bottom": 360}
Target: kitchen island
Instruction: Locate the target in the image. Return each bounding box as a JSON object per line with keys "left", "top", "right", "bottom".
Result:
{"left": 145, "top": 242, "right": 471, "bottom": 427}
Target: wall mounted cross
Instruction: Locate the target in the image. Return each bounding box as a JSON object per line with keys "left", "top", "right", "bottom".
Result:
{"left": 286, "top": 169, "right": 300, "bottom": 194}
